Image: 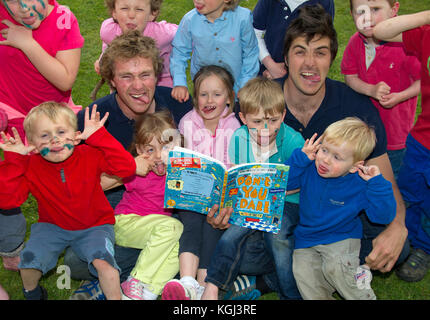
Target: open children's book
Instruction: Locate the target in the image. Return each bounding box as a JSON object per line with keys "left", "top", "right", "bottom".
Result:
{"left": 164, "top": 147, "right": 290, "bottom": 234}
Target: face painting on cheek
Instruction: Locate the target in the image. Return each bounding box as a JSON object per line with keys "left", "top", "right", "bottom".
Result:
{"left": 39, "top": 143, "right": 74, "bottom": 156}
{"left": 2, "top": 0, "right": 48, "bottom": 29}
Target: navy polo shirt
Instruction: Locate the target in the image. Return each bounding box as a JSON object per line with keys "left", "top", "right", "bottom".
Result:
{"left": 253, "top": 0, "right": 335, "bottom": 66}
{"left": 77, "top": 87, "right": 193, "bottom": 149}
{"left": 278, "top": 77, "right": 387, "bottom": 160}
{"left": 78, "top": 93, "right": 136, "bottom": 149}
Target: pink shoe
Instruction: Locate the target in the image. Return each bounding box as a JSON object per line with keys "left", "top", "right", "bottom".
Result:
{"left": 162, "top": 279, "right": 200, "bottom": 300}
{"left": 3, "top": 255, "right": 20, "bottom": 272}
{"left": 0, "top": 284, "right": 9, "bottom": 300}
{"left": 121, "top": 276, "right": 144, "bottom": 300}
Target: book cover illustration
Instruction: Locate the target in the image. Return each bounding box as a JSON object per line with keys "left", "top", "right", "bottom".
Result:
{"left": 224, "top": 164, "right": 289, "bottom": 234}
{"left": 164, "top": 147, "right": 289, "bottom": 233}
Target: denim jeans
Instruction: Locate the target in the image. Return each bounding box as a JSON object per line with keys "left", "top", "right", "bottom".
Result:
{"left": 206, "top": 202, "right": 301, "bottom": 299}
{"left": 359, "top": 212, "right": 410, "bottom": 266}
{"left": 398, "top": 134, "right": 430, "bottom": 254}
{"left": 387, "top": 148, "right": 406, "bottom": 181}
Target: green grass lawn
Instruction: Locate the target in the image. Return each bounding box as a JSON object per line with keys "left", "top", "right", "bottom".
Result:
{"left": 1, "top": 0, "right": 429, "bottom": 300}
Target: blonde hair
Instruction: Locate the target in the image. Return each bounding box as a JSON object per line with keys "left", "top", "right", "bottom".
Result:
{"left": 322, "top": 117, "right": 376, "bottom": 162}
{"left": 129, "top": 110, "right": 182, "bottom": 156}
{"left": 100, "top": 30, "right": 163, "bottom": 83}
{"left": 105, "top": 0, "right": 163, "bottom": 15}
{"left": 193, "top": 65, "right": 236, "bottom": 116}
{"left": 23, "top": 102, "right": 77, "bottom": 142}
{"left": 238, "top": 77, "right": 285, "bottom": 117}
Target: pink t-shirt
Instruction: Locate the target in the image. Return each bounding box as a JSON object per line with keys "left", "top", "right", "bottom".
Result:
{"left": 341, "top": 32, "right": 421, "bottom": 150}
{"left": 179, "top": 108, "right": 241, "bottom": 168}
{"left": 0, "top": 1, "right": 84, "bottom": 115}
{"left": 100, "top": 18, "right": 177, "bottom": 88}
{"left": 114, "top": 172, "right": 172, "bottom": 217}
{"left": 403, "top": 26, "right": 430, "bottom": 150}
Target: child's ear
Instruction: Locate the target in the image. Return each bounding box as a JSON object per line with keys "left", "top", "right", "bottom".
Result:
{"left": 150, "top": 10, "right": 159, "bottom": 22}
{"left": 281, "top": 109, "right": 286, "bottom": 122}
{"left": 391, "top": 2, "right": 400, "bottom": 17}
{"left": 238, "top": 112, "right": 247, "bottom": 125}
{"left": 136, "top": 144, "right": 144, "bottom": 155}
{"left": 349, "top": 160, "right": 364, "bottom": 173}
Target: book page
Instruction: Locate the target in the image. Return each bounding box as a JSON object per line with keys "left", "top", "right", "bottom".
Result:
{"left": 164, "top": 147, "right": 226, "bottom": 214}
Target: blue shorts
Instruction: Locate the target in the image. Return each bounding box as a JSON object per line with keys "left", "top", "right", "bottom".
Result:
{"left": 19, "top": 223, "right": 119, "bottom": 276}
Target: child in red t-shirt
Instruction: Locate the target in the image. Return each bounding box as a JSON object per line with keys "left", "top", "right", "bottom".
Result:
{"left": 374, "top": 9, "right": 430, "bottom": 283}
{"left": 0, "top": 103, "right": 136, "bottom": 299}
{"left": 341, "top": 0, "right": 420, "bottom": 178}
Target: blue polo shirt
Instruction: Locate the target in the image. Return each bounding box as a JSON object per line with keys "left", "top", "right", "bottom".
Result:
{"left": 278, "top": 77, "right": 388, "bottom": 160}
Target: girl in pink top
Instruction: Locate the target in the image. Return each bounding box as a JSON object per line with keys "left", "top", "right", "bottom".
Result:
{"left": 103, "top": 110, "right": 184, "bottom": 300}
{"left": 162, "top": 65, "right": 241, "bottom": 300}
{"left": 0, "top": 0, "right": 84, "bottom": 141}
{"left": 95, "top": 0, "right": 177, "bottom": 88}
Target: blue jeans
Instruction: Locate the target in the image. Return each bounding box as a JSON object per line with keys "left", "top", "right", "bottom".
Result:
{"left": 398, "top": 134, "right": 430, "bottom": 254}
{"left": 359, "top": 212, "right": 410, "bottom": 265}
{"left": 206, "top": 202, "right": 301, "bottom": 300}
{"left": 0, "top": 208, "right": 26, "bottom": 256}
{"left": 387, "top": 148, "right": 406, "bottom": 181}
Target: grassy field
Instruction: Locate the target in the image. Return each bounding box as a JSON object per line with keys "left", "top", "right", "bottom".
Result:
{"left": 1, "top": 0, "right": 429, "bottom": 300}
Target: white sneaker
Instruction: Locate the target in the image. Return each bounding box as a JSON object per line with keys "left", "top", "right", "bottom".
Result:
{"left": 162, "top": 279, "right": 202, "bottom": 300}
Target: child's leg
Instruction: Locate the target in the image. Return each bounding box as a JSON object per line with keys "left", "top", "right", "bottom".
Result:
{"left": 0, "top": 208, "right": 26, "bottom": 271}
{"left": 198, "top": 219, "right": 224, "bottom": 284}
{"left": 162, "top": 212, "right": 206, "bottom": 300}
{"left": 115, "top": 214, "right": 183, "bottom": 297}
{"left": 92, "top": 259, "right": 121, "bottom": 300}
{"left": 203, "top": 225, "right": 256, "bottom": 299}
{"left": 0, "top": 283, "right": 8, "bottom": 300}
{"left": 292, "top": 247, "right": 335, "bottom": 300}
{"left": 20, "top": 268, "right": 43, "bottom": 292}
{"left": 72, "top": 224, "right": 121, "bottom": 300}
{"left": 264, "top": 202, "right": 301, "bottom": 299}
{"left": 18, "top": 223, "right": 69, "bottom": 299}
{"left": 320, "top": 239, "right": 376, "bottom": 300}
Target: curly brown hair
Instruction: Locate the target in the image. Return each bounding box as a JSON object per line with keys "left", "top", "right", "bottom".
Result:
{"left": 99, "top": 30, "right": 164, "bottom": 84}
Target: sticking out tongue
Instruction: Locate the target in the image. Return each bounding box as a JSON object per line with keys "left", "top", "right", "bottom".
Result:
{"left": 302, "top": 73, "right": 321, "bottom": 82}
{"left": 132, "top": 93, "right": 150, "bottom": 104}
{"left": 154, "top": 162, "right": 166, "bottom": 175}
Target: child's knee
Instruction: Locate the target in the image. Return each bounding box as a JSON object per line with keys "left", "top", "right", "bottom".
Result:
{"left": 92, "top": 258, "right": 116, "bottom": 273}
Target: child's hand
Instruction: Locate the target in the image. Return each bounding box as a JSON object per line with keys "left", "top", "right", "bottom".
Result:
{"left": 171, "top": 86, "right": 189, "bottom": 103}
{"left": 0, "top": 128, "right": 35, "bottom": 155}
{"left": 134, "top": 154, "right": 155, "bottom": 176}
{"left": 379, "top": 92, "right": 402, "bottom": 109}
{"left": 263, "top": 61, "right": 287, "bottom": 80}
{"left": 357, "top": 164, "right": 381, "bottom": 181}
{"left": 0, "top": 20, "right": 34, "bottom": 51}
{"left": 302, "top": 133, "right": 322, "bottom": 160}
{"left": 372, "top": 81, "right": 391, "bottom": 102}
{"left": 75, "top": 105, "right": 109, "bottom": 141}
